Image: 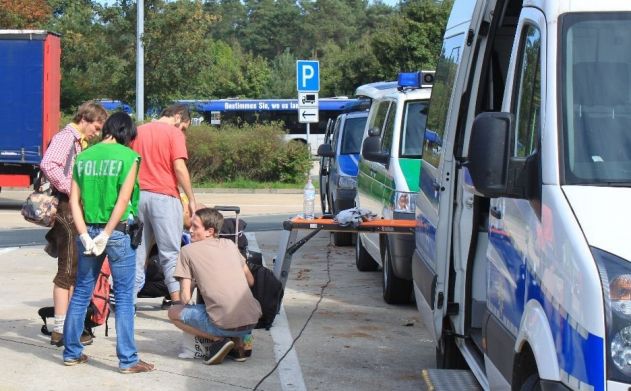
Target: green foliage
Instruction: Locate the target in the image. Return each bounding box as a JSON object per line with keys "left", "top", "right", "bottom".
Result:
{"left": 186, "top": 122, "right": 312, "bottom": 184}
{"left": 11, "top": 0, "right": 452, "bottom": 110}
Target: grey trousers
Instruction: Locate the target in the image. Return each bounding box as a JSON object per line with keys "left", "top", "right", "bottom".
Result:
{"left": 134, "top": 191, "right": 183, "bottom": 300}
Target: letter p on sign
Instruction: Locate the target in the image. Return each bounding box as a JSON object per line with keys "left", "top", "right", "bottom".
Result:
{"left": 296, "top": 60, "right": 320, "bottom": 92}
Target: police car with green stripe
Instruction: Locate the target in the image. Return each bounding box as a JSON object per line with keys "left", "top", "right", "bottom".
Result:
{"left": 355, "top": 71, "right": 433, "bottom": 304}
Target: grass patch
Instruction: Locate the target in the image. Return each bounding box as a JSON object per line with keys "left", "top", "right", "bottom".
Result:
{"left": 195, "top": 178, "right": 318, "bottom": 190}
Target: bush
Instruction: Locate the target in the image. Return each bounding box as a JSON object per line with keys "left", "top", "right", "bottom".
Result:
{"left": 186, "top": 122, "right": 312, "bottom": 184}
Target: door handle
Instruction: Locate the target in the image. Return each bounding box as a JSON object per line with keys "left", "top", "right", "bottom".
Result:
{"left": 432, "top": 180, "right": 441, "bottom": 191}
{"left": 490, "top": 206, "right": 503, "bottom": 219}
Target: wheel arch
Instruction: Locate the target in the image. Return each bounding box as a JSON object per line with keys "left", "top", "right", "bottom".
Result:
{"left": 513, "top": 299, "right": 561, "bottom": 387}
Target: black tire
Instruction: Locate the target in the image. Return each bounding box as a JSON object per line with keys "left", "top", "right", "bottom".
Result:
{"left": 520, "top": 374, "right": 542, "bottom": 391}
{"left": 333, "top": 231, "right": 353, "bottom": 246}
{"left": 382, "top": 242, "right": 413, "bottom": 304}
{"left": 355, "top": 234, "right": 378, "bottom": 271}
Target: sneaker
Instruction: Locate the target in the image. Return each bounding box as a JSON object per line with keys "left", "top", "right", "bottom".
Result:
{"left": 64, "top": 354, "right": 88, "bottom": 366}
{"left": 119, "top": 360, "right": 155, "bottom": 374}
{"left": 50, "top": 331, "right": 63, "bottom": 347}
{"left": 228, "top": 335, "right": 253, "bottom": 362}
{"left": 51, "top": 331, "right": 93, "bottom": 347}
{"left": 161, "top": 299, "right": 173, "bottom": 310}
{"left": 203, "top": 338, "right": 234, "bottom": 365}
{"left": 227, "top": 346, "right": 249, "bottom": 362}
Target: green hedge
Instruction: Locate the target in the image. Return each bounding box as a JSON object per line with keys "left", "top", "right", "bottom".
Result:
{"left": 186, "top": 122, "right": 312, "bottom": 184}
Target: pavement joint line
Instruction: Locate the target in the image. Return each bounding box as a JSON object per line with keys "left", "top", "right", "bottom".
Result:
{"left": 246, "top": 232, "right": 307, "bottom": 391}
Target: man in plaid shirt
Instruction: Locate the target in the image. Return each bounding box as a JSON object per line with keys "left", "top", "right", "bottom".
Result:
{"left": 40, "top": 101, "right": 107, "bottom": 347}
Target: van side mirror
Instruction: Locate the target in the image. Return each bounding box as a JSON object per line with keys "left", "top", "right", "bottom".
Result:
{"left": 317, "top": 143, "right": 335, "bottom": 157}
{"left": 368, "top": 127, "right": 381, "bottom": 137}
{"left": 468, "top": 112, "right": 529, "bottom": 199}
{"left": 361, "top": 135, "right": 390, "bottom": 164}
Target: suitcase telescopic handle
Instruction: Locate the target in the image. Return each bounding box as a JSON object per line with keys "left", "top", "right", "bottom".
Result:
{"left": 214, "top": 205, "right": 241, "bottom": 215}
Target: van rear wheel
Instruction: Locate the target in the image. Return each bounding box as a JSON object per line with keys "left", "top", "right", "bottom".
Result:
{"left": 355, "top": 235, "right": 378, "bottom": 271}
{"left": 382, "top": 242, "right": 412, "bottom": 304}
{"left": 333, "top": 232, "right": 353, "bottom": 246}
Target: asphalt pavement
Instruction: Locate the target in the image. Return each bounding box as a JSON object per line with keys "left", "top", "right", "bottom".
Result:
{"left": 0, "top": 189, "right": 433, "bottom": 391}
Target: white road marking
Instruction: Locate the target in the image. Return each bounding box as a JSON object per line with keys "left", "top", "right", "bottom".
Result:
{"left": 0, "top": 247, "right": 18, "bottom": 255}
{"left": 245, "top": 232, "right": 307, "bottom": 391}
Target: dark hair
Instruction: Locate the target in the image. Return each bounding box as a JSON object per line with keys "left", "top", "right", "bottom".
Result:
{"left": 195, "top": 208, "right": 224, "bottom": 236}
{"left": 101, "top": 112, "right": 137, "bottom": 146}
{"left": 73, "top": 100, "right": 108, "bottom": 124}
{"left": 160, "top": 104, "right": 191, "bottom": 123}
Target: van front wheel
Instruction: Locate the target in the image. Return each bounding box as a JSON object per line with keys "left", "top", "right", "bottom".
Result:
{"left": 356, "top": 235, "right": 378, "bottom": 271}
{"left": 382, "top": 243, "right": 412, "bottom": 304}
{"left": 520, "top": 374, "right": 542, "bottom": 391}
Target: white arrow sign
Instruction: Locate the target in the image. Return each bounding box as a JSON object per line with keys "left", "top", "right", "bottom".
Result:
{"left": 298, "top": 108, "right": 319, "bottom": 123}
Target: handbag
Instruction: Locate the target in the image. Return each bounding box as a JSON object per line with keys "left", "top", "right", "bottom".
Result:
{"left": 22, "top": 142, "right": 76, "bottom": 227}
{"left": 21, "top": 174, "right": 59, "bottom": 227}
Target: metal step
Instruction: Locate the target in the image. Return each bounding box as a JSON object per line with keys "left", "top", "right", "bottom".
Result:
{"left": 421, "top": 369, "right": 482, "bottom": 390}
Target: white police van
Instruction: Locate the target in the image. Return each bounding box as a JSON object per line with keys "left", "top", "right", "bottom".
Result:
{"left": 412, "top": 0, "right": 631, "bottom": 390}
{"left": 356, "top": 71, "right": 433, "bottom": 304}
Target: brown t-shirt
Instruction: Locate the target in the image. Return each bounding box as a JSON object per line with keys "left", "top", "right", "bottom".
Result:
{"left": 175, "top": 238, "right": 262, "bottom": 329}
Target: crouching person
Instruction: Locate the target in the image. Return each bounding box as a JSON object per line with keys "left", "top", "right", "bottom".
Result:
{"left": 168, "top": 208, "right": 262, "bottom": 365}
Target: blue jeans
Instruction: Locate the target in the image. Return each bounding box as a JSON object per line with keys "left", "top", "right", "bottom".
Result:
{"left": 180, "top": 304, "right": 253, "bottom": 338}
{"left": 63, "top": 227, "right": 139, "bottom": 369}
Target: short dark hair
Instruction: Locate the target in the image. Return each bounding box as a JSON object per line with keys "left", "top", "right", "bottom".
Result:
{"left": 195, "top": 208, "right": 224, "bottom": 236}
{"left": 160, "top": 104, "right": 191, "bottom": 123}
{"left": 101, "top": 112, "right": 137, "bottom": 146}
{"left": 73, "top": 100, "right": 108, "bottom": 124}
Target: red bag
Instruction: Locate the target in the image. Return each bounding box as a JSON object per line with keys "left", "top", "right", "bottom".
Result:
{"left": 86, "top": 259, "right": 111, "bottom": 335}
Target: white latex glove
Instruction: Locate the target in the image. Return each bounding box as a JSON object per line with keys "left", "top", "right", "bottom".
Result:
{"left": 92, "top": 232, "right": 110, "bottom": 256}
{"left": 79, "top": 233, "right": 95, "bottom": 255}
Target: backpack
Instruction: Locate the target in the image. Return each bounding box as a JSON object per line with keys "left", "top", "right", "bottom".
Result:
{"left": 247, "top": 262, "right": 284, "bottom": 330}
{"left": 38, "top": 258, "right": 112, "bottom": 337}
{"left": 86, "top": 259, "right": 111, "bottom": 334}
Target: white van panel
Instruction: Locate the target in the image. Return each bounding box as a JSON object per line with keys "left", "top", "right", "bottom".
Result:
{"left": 562, "top": 186, "right": 631, "bottom": 261}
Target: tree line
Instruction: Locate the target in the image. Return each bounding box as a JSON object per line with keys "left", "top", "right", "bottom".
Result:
{"left": 0, "top": 0, "right": 452, "bottom": 112}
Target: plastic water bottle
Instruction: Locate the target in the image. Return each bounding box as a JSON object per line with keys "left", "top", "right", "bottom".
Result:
{"left": 303, "top": 178, "right": 316, "bottom": 219}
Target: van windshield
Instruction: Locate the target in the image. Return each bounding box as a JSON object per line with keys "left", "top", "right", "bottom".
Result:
{"left": 340, "top": 116, "right": 367, "bottom": 154}
{"left": 562, "top": 13, "right": 631, "bottom": 185}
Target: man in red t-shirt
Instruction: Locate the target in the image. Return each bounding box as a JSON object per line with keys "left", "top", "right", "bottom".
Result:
{"left": 132, "top": 104, "right": 196, "bottom": 304}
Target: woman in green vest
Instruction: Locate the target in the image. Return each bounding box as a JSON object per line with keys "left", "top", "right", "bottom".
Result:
{"left": 63, "top": 112, "right": 154, "bottom": 373}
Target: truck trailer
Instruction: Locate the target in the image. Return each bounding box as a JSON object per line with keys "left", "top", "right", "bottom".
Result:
{"left": 0, "top": 30, "right": 61, "bottom": 191}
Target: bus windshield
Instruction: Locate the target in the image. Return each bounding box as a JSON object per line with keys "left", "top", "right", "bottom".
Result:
{"left": 562, "top": 13, "right": 631, "bottom": 185}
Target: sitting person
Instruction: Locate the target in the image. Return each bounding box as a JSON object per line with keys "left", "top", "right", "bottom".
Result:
{"left": 168, "top": 208, "right": 262, "bottom": 365}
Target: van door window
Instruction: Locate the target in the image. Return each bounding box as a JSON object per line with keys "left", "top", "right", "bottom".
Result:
{"left": 368, "top": 101, "right": 391, "bottom": 136}
{"left": 381, "top": 101, "right": 396, "bottom": 153}
{"left": 423, "top": 35, "right": 463, "bottom": 167}
{"left": 513, "top": 25, "right": 541, "bottom": 158}
{"left": 331, "top": 117, "right": 342, "bottom": 151}
{"left": 401, "top": 100, "right": 430, "bottom": 158}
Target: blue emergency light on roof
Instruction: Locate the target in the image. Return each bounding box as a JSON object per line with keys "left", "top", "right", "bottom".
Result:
{"left": 398, "top": 72, "right": 422, "bottom": 89}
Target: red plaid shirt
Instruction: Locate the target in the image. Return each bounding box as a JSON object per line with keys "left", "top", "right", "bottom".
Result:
{"left": 40, "top": 124, "right": 82, "bottom": 195}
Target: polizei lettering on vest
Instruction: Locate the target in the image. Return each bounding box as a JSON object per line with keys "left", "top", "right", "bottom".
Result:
{"left": 77, "top": 160, "right": 123, "bottom": 177}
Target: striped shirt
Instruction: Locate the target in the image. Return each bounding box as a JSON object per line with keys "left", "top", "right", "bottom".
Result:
{"left": 40, "top": 124, "right": 82, "bottom": 195}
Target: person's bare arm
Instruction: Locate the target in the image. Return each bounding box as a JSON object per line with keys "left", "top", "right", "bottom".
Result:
{"left": 174, "top": 158, "right": 196, "bottom": 216}
{"left": 103, "top": 161, "right": 138, "bottom": 235}
{"left": 180, "top": 277, "right": 193, "bottom": 304}
{"left": 70, "top": 179, "right": 87, "bottom": 234}
{"left": 243, "top": 264, "right": 255, "bottom": 287}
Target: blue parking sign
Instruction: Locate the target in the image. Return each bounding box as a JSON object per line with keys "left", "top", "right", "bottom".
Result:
{"left": 296, "top": 60, "right": 320, "bottom": 92}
